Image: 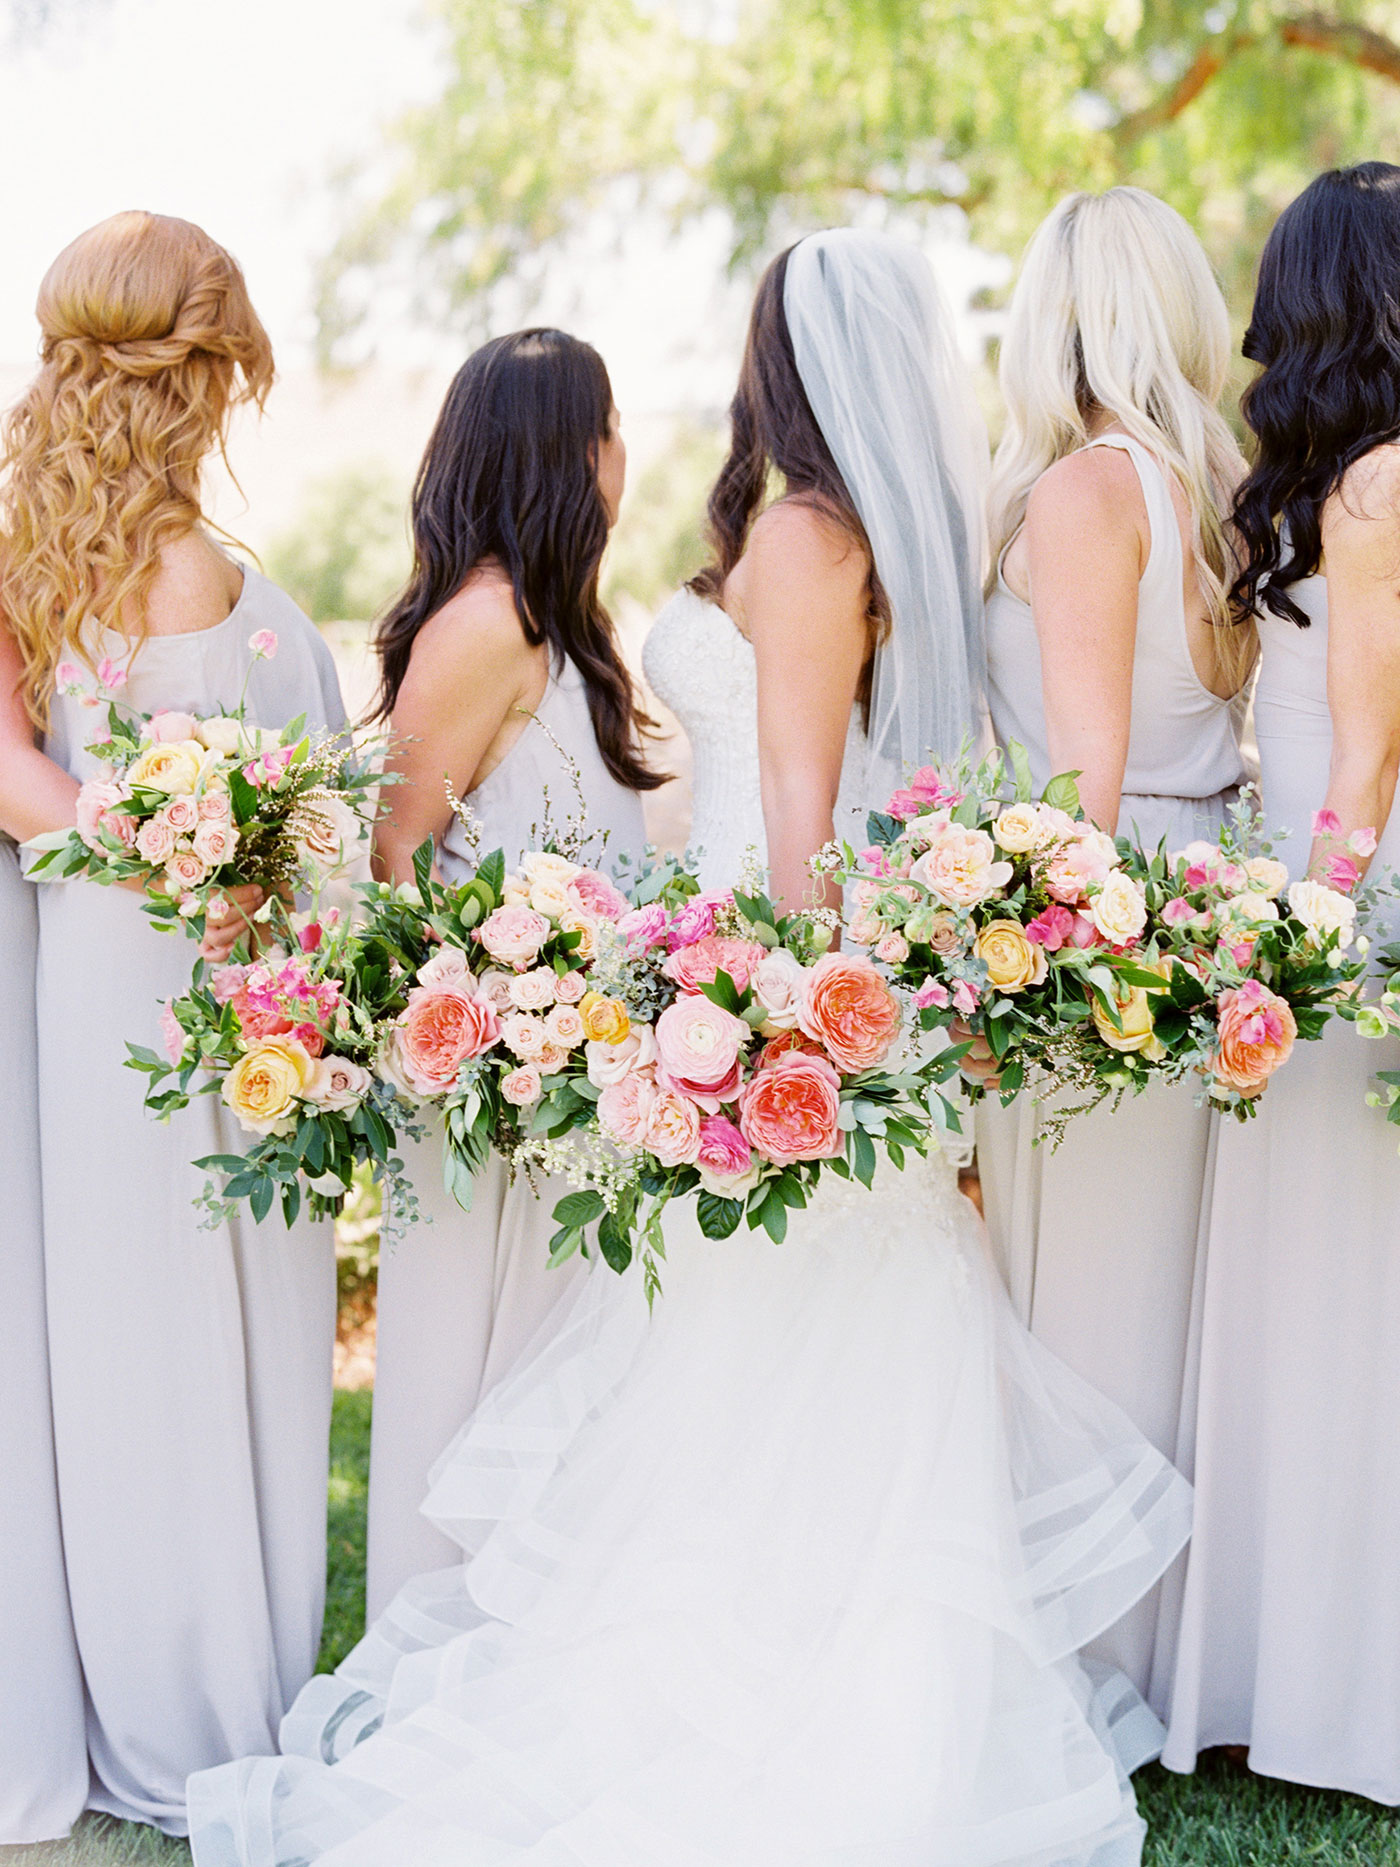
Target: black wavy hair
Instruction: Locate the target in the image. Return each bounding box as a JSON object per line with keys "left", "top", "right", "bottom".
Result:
{"left": 375, "top": 327, "right": 662, "bottom": 791}
{"left": 1232, "top": 162, "right": 1400, "bottom": 626}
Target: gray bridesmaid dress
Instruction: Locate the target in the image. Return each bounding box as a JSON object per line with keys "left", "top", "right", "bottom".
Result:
{"left": 35, "top": 568, "right": 345, "bottom": 1833}
{"left": 0, "top": 835, "right": 87, "bottom": 1842}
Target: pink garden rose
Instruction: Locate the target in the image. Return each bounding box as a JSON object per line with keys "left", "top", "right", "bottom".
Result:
{"left": 144, "top": 710, "right": 199, "bottom": 744}
{"left": 597, "top": 1069, "right": 659, "bottom": 1148}
{"left": 798, "top": 952, "right": 902, "bottom": 1071}
{"left": 644, "top": 1087, "right": 704, "bottom": 1167}
{"left": 392, "top": 984, "right": 500, "bottom": 1095}
{"left": 1213, "top": 979, "right": 1297, "bottom": 1098}
{"left": 616, "top": 904, "right": 670, "bottom": 955}
{"left": 738, "top": 1052, "right": 843, "bottom": 1166}
{"left": 477, "top": 903, "right": 551, "bottom": 970}
{"left": 74, "top": 777, "right": 133, "bottom": 850}
{"left": 501, "top": 1065, "right": 543, "bottom": 1107}
{"left": 910, "top": 826, "right": 1012, "bottom": 908}
{"left": 696, "top": 1114, "right": 756, "bottom": 1193}
{"left": 666, "top": 892, "right": 730, "bottom": 951}
{"left": 567, "top": 870, "right": 629, "bottom": 921}
{"left": 654, "top": 994, "right": 749, "bottom": 1091}
{"left": 662, "top": 934, "right": 766, "bottom": 994}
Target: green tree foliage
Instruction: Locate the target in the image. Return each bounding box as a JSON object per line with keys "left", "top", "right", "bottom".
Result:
{"left": 264, "top": 466, "right": 412, "bottom": 625}
{"left": 319, "top": 0, "right": 1400, "bottom": 354}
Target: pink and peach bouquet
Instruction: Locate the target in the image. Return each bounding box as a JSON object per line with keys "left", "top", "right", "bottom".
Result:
{"left": 25, "top": 632, "right": 373, "bottom": 945}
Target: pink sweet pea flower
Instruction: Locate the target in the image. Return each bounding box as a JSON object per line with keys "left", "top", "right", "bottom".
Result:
{"left": 857, "top": 845, "right": 892, "bottom": 879}
{"left": 249, "top": 629, "right": 279, "bottom": 660}
{"left": 298, "top": 922, "right": 323, "bottom": 953}
{"left": 1349, "top": 826, "right": 1379, "bottom": 858}
{"left": 159, "top": 1001, "right": 185, "bottom": 1066}
{"left": 951, "top": 978, "right": 980, "bottom": 1016}
{"left": 1322, "top": 853, "right": 1361, "bottom": 894}
{"left": 1161, "top": 896, "right": 1197, "bottom": 927}
{"left": 1025, "top": 903, "right": 1076, "bottom": 950}
{"left": 54, "top": 661, "right": 83, "bottom": 696}
{"left": 1312, "top": 808, "right": 1342, "bottom": 838}
{"left": 96, "top": 657, "right": 128, "bottom": 690}
{"left": 913, "top": 977, "right": 950, "bottom": 1011}
{"left": 242, "top": 746, "right": 296, "bottom": 788}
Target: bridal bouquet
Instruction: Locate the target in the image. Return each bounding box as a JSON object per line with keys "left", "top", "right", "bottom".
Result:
{"left": 1109, "top": 801, "right": 1371, "bottom": 1116}
{"left": 25, "top": 632, "right": 373, "bottom": 942}
{"left": 127, "top": 902, "right": 419, "bottom": 1229}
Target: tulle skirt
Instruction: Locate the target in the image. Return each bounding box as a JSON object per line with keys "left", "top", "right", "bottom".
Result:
{"left": 189, "top": 1157, "right": 1190, "bottom": 1867}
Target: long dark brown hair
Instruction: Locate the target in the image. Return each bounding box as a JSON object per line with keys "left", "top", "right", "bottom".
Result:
{"left": 692, "top": 244, "right": 887, "bottom": 699}
{"left": 376, "top": 327, "right": 662, "bottom": 791}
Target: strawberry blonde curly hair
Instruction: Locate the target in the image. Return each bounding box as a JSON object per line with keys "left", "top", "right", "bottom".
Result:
{"left": 1, "top": 210, "right": 274, "bottom": 726}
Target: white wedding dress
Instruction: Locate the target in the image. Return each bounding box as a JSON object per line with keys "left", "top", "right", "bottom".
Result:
{"left": 188, "top": 590, "right": 1191, "bottom": 1867}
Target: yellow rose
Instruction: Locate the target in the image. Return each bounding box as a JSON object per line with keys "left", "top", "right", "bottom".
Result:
{"left": 579, "top": 991, "right": 631, "bottom": 1044}
{"left": 1090, "top": 870, "right": 1148, "bottom": 947}
{"left": 974, "top": 918, "right": 1047, "bottom": 993}
{"left": 127, "top": 739, "right": 206, "bottom": 796}
{"left": 221, "top": 1038, "right": 318, "bottom": 1136}
{"left": 1092, "top": 965, "right": 1169, "bottom": 1061}
{"left": 992, "top": 804, "right": 1044, "bottom": 855}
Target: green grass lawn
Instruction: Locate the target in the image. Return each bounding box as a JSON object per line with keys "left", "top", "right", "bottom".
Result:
{"left": 4, "top": 1384, "right": 1397, "bottom": 1866}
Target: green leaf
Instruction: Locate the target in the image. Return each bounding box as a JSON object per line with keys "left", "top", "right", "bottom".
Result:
{"left": 476, "top": 847, "right": 506, "bottom": 898}
{"left": 1009, "top": 739, "right": 1033, "bottom": 803}
{"left": 1042, "top": 771, "right": 1082, "bottom": 814}
{"left": 597, "top": 1209, "right": 633, "bottom": 1273}
{"left": 759, "top": 1195, "right": 788, "bottom": 1243}
{"left": 249, "top": 1177, "right": 275, "bottom": 1225}
{"left": 698, "top": 968, "right": 743, "bottom": 1015}
{"left": 696, "top": 1191, "right": 743, "bottom": 1238}
{"left": 412, "top": 837, "right": 435, "bottom": 902}
{"left": 443, "top": 1146, "right": 477, "bottom": 1212}
{"left": 194, "top": 1152, "right": 257, "bottom": 1175}
{"left": 553, "top": 1188, "right": 607, "bottom": 1228}
{"left": 547, "top": 1228, "right": 583, "bottom": 1268}
{"left": 849, "top": 1127, "right": 877, "bottom": 1187}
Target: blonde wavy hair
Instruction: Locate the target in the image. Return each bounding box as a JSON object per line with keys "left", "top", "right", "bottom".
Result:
{"left": 2, "top": 210, "right": 274, "bottom": 726}
{"left": 988, "top": 187, "right": 1254, "bottom": 686}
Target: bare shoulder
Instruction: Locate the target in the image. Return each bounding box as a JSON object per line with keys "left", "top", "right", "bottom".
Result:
{"left": 743, "top": 499, "right": 870, "bottom": 601}
{"left": 1026, "top": 444, "right": 1147, "bottom": 541}
{"left": 144, "top": 532, "right": 245, "bottom": 634}
{"left": 1329, "top": 444, "right": 1400, "bottom": 556}
{"left": 411, "top": 569, "right": 532, "bottom": 679}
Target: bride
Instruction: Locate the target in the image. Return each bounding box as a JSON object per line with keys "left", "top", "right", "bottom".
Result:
{"left": 189, "top": 230, "right": 1190, "bottom": 1867}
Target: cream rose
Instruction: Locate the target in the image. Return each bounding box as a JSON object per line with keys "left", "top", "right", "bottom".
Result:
{"left": 992, "top": 803, "right": 1045, "bottom": 854}
{"left": 1245, "top": 856, "right": 1290, "bottom": 898}
{"left": 1090, "top": 871, "right": 1148, "bottom": 947}
{"left": 1287, "top": 878, "right": 1357, "bottom": 950}
{"left": 194, "top": 715, "right": 247, "bottom": 756}
{"left": 289, "top": 792, "right": 361, "bottom": 874}
{"left": 222, "top": 1037, "right": 318, "bottom": 1136}
{"left": 128, "top": 739, "right": 206, "bottom": 796}
{"left": 752, "top": 949, "right": 808, "bottom": 1034}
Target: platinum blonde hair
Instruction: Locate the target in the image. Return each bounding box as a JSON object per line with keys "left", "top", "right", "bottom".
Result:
{"left": 988, "top": 187, "right": 1249, "bottom": 671}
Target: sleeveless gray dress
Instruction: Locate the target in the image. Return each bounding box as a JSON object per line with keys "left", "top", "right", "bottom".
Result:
{"left": 366, "top": 652, "right": 646, "bottom": 1620}
{"left": 977, "top": 436, "right": 1245, "bottom": 1706}
{"left": 36, "top": 567, "right": 345, "bottom": 1832}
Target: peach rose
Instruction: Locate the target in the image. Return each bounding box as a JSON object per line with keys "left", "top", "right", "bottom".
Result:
{"left": 502, "top": 1012, "right": 547, "bottom": 1061}
{"left": 74, "top": 777, "right": 133, "bottom": 850}
{"left": 477, "top": 903, "right": 551, "bottom": 970}
{"left": 910, "top": 826, "right": 1013, "bottom": 908}
{"left": 192, "top": 820, "right": 239, "bottom": 867}
{"left": 1213, "top": 979, "right": 1297, "bottom": 1098}
{"left": 663, "top": 935, "right": 766, "bottom": 995}
{"left": 419, "top": 946, "right": 474, "bottom": 990}
{"left": 553, "top": 969, "right": 587, "bottom": 1005}
{"left": 501, "top": 1065, "right": 543, "bottom": 1107}
{"left": 738, "top": 1052, "right": 843, "bottom": 1166}
{"left": 974, "top": 919, "right": 1048, "bottom": 993}
{"left": 597, "top": 1069, "right": 658, "bottom": 1148}
{"left": 144, "top": 710, "right": 200, "bottom": 744}
{"left": 798, "top": 952, "right": 901, "bottom": 1071}
{"left": 162, "top": 796, "right": 198, "bottom": 833}
{"left": 644, "top": 1086, "right": 704, "bottom": 1167}
{"left": 508, "top": 967, "right": 557, "bottom": 1012}
{"left": 304, "top": 1055, "right": 372, "bottom": 1112}
{"left": 221, "top": 1036, "right": 317, "bottom": 1136}
{"left": 165, "top": 848, "right": 209, "bottom": 891}
{"left": 392, "top": 984, "right": 500, "bottom": 1095}
{"left": 128, "top": 738, "right": 206, "bottom": 796}
{"left": 135, "top": 817, "right": 178, "bottom": 864}
{"left": 654, "top": 995, "right": 749, "bottom": 1090}
{"left": 545, "top": 1003, "right": 586, "bottom": 1048}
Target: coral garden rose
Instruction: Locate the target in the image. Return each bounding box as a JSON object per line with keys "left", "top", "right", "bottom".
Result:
{"left": 585, "top": 1024, "right": 657, "bottom": 1088}
{"left": 696, "top": 1113, "right": 758, "bottom": 1195}
{"left": 477, "top": 903, "right": 551, "bottom": 970}
{"left": 738, "top": 1052, "right": 843, "bottom": 1166}
{"left": 508, "top": 967, "right": 557, "bottom": 1012}
{"left": 974, "top": 919, "right": 1048, "bottom": 993}
{"left": 754, "top": 1028, "right": 825, "bottom": 1072}
{"left": 798, "top": 952, "right": 901, "bottom": 1071}
{"left": 128, "top": 739, "right": 207, "bottom": 795}
{"left": 305, "top": 1055, "right": 371, "bottom": 1112}
{"left": 501, "top": 1065, "right": 543, "bottom": 1107}
{"left": 597, "top": 1068, "right": 658, "bottom": 1148}
{"left": 1091, "top": 967, "right": 1170, "bottom": 1061}
{"left": 579, "top": 992, "right": 632, "bottom": 1045}
{"left": 644, "top": 1087, "right": 704, "bottom": 1167}
{"left": 1090, "top": 871, "right": 1148, "bottom": 948}
{"left": 752, "top": 949, "right": 808, "bottom": 1034}
{"left": 910, "top": 826, "right": 1013, "bottom": 908}
{"left": 655, "top": 995, "right": 749, "bottom": 1089}
{"left": 1213, "top": 979, "right": 1296, "bottom": 1098}
{"left": 663, "top": 935, "right": 766, "bottom": 995}
{"left": 393, "top": 984, "right": 500, "bottom": 1095}
{"left": 222, "top": 1037, "right": 318, "bottom": 1136}
{"left": 1287, "top": 878, "right": 1357, "bottom": 951}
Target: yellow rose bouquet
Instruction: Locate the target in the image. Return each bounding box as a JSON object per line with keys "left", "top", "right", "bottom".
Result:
{"left": 23, "top": 630, "right": 375, "bottom": 945}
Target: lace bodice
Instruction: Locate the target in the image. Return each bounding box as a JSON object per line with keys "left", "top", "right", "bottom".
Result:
{"left": 643, "top": 587, "right": 870, "bottom": 892}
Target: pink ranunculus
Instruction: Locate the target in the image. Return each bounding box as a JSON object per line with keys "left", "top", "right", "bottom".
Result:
{"left": 159, "top": 1001, "right": 185, "bottom": 1066}
{"left": 567, "top": 870, "right": 629, "bottom": 921}
{"left": 910, "top": 826, "right": 1013, "bottom": 909}
{"left": 419, "top": 945, "right": 474, "bottom": 990}
{"left": 501, "top": 1066, "right": 543, "bottom": 1107}
{"left": 1213, "top": 978, "right": 1297, "bottom": 1098}
{"left": 146, "top": 710, "right": 200, "bottom": 744}
{"left": 394, "top": 985, "right": 500, "bottom": 1095}
{"left": 74, "top": 777, "right": 133, "bottom": 850}
{"left": 477, "top": 903, "right": 551, "bottom": 971}
{"left": 1025, "top": 902, "right": 1077, "bottom": 950}
{"left": 738, "top": 1051, "right": 843, "bottom": 1166}
{"left": 165, "top": 849, "right": 209, "bottom": 890}
{"left": 662, "top": 934, "right": 766, "bottom": 994}
{"left": 553, "top": 968, "right": 587, "bottom": 1004}
{"left": 798, "top": 951, "right": 902, "bottom": 1071}
{"left": 913, "top": 977, "right": 950, "bottom": 1011}
{"left": 597, "top": 1068, "right": 659, "bottom": 1148}
{"left": 135, "top": 817, "right": 178, "bottom": 864}
{"left": 666, "top": 892, "right": 730, "bottom": 951}
{"left": 1161, "top": 896, "right": 1197, "bottom": 928}
{"left": 249, "top": 629, "right": 279, "bottom": 660}
{"left": 654, "top": 994, "right": 749, "bottom": 1089}
{"left": 192, "top": 821, "right": 238, "bottom": 867}
{"left": 616, "top": 904, "right": 670, "bottom": 955}
{"left": 696, "top": 1113, "right": 754, "bottom": 1191}
{"left": 162, "top": 795, "right": 198, "bottom": 832}
{"left": 643, "top": 1087, "right": 705, "bottom": 1167}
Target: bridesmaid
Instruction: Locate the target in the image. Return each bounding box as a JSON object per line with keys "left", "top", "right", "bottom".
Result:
{"left": 0, "top": 629, "right": 85, "bottom": 1843}
{"left": 976, "top": 186, "right": 1252, "bottom": 1699}
{"left": 1161, "top": 163, "right": 1400, "bottom": 1801}
{"left": 0, "top": 212, "right": 345, "bottom": 1832}
{"left": 366, "top": 329, "right": 654, "bottom": 1617}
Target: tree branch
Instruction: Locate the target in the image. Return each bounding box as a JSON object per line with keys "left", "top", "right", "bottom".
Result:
{"left": 1113, "top": 11, "right": 1400, "bottom": 150}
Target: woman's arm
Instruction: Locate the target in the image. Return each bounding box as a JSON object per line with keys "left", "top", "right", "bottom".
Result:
{"left": 0, "top": 624, "right": 80, "bottom": 843}
{"left": 372, "top": 585, "right": 542, "bottom": 887}
{"left": 1021, "top": 447, "right": 1147, "bottom": 834}
{"left": 742, "top": 503, "right": 871, "bottom": 917}
{"left": 1310, "top": 449, "right": 1400, "bottom": 883}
